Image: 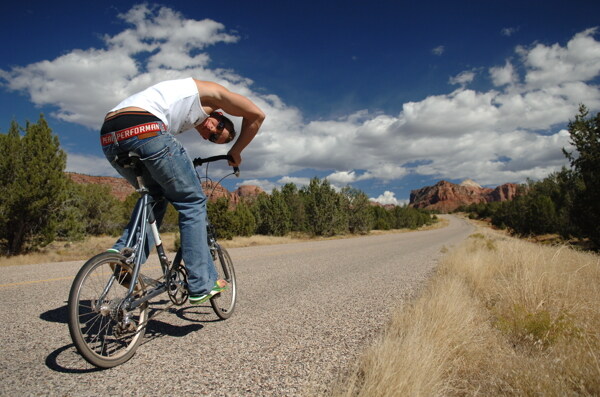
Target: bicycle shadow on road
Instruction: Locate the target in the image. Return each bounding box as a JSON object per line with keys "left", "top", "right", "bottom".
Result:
{"left": 40, "top": 303, "right": 69, "bottom": 324}
{"left": 174, "top": 304, "right": 225, "bottom": 324}
{"left": 45, "top": 343, "right": 105, "bottom": 374}
{"left": 141, "top": 300, "right": 207, "bottom": 342}
{"left": 41, "top": 301, "right": 215, "bottom": 373}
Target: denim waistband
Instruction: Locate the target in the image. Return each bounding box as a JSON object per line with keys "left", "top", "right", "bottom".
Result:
{"left": 100, "top": 121, "right": 165, "bottom": 146}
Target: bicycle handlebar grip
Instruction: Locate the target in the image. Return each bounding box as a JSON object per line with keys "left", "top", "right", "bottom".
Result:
{"left": 192, "top": 155, "right": 240, "bottom": 177}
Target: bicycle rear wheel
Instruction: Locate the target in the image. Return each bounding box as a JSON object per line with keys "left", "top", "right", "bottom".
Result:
{"left": 68, "top": 252, "right": 148, "bottom": 368}
{"left": 210, "top": 246, "right": 237, "bottom": 319}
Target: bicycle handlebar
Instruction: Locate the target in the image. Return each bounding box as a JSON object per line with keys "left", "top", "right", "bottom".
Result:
{"left": 193, "top": 155, "right": 240, "bottom": 177}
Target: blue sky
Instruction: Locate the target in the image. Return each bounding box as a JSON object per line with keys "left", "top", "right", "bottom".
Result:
{"left": 1, "top": 1, "right": 599, "bottom": 204}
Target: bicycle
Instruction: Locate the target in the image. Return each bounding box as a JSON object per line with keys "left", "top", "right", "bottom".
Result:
{"left": 67, "top": 154, "right": 238, "bottom": 368}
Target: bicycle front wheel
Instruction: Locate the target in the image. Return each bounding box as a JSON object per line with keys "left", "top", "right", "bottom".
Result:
{"left": 210, "top": 246, "right": 237, "bottom": 319}
{"left": 68, "top": 252, "right": 148, "bottom": 368}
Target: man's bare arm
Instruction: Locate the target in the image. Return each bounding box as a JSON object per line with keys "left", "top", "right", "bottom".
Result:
{"left": 195, "top": 80, "right": 265, "bottom": 165}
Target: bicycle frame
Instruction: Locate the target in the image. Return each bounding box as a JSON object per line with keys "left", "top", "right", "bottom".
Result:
{"left": 103, "top": 154, "right": 175, "bottom": 312}
{"left": 102, "top": 153, "right": 237, "bottom": 312}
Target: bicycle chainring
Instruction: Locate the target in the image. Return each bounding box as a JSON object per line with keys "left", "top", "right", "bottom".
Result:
{"left": 167, "top": 265, "right": 189, "bottom": 305}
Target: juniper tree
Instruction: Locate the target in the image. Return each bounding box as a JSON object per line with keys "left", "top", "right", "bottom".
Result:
{"left": 252, "top": 190, "right": 291, "bottom": 236}
{"left": 0, "top": 116, "right": 68, "bottom": 254}
{"left": 231, "top": 201, "right": 256, "bottom": 237}
{"left": 341, "top": 186, "right": 372, "bottom": 234}
{"left": 563, "top": 105, "right": 600, "bottom": 247}
{"left": 302, "top": 178, "right": 348, "bottom": 236}
{"left": 281, "top": 182, "right": 307, "bottom": 232}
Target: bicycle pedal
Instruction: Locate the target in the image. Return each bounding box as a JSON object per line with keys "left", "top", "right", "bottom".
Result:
{"left": 120, "top": 247, "right": 135, "bottom": 257}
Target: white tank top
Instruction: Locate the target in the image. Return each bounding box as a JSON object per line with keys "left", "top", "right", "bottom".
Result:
{"left": 111, "top": 77, "right": 209, "bottom": 134}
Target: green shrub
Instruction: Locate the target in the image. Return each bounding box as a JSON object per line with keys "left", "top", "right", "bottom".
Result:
{"left": 496, "top": 305, "right": 581, "bottom": 350}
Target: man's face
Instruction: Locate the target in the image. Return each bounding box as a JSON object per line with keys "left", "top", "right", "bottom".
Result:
{"left": 195, "top": 116, "right": 231, "bottom": 144}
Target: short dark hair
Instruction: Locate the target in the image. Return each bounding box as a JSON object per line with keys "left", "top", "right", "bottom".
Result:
{"left": 211, "top": 112, "right": 236, "bottom": 143}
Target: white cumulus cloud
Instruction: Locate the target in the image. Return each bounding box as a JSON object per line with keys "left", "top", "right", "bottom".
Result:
{"left": 490, "top": 61, "right": 518, "bottom": 87}
{"left": 449, "top": 70, "right": 476, "bottom": 86}
{"left": 519, "top": 27, "right": 600, "bottom": 88}
{"left": 370, "top": 191, "right": 403, "bottom": 206}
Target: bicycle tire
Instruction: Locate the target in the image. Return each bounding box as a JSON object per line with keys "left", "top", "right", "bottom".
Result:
{"left": 210, "top": 246, "right": 237, "bottom": 319}
{"left": 68, "top": 252, "right": 148, "bottom": 368}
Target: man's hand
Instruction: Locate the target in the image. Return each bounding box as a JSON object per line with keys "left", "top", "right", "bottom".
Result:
{"left": 227, "top": 149, "right": 241, "bottom": 167}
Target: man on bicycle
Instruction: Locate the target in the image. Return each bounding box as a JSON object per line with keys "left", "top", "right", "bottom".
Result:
{"left": 100, "top": 78, "right": 265, "bottom": 304}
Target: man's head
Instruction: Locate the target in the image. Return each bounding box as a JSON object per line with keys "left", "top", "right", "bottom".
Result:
{"left": 196, "top": 111, "right": 236, "bottom": 144}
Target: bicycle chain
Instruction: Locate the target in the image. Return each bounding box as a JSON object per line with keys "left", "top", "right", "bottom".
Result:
{"left": 126, "top": 266, "right": 189, "bottom": 334}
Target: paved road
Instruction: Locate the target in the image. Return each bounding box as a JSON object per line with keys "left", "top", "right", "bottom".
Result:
{"left": 0, "top": 215, "right": 473, "bottom": 396}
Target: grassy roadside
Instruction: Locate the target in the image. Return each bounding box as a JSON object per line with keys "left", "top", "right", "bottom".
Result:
{"left": 329, "top": 226, "right": 600, "bottom": 396}
{"left": 0, "top": 217, "right": 448, "bottom": 267}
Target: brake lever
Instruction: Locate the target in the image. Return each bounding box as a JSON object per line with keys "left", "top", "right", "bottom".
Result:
{"left": 227, "top": 155, "right": 240, "bottom": 177}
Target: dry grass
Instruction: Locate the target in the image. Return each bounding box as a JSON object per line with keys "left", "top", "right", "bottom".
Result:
{"left": 331, "top": 228, "right": 600, "bottom": 396}
{"left": 0, "top": 234, "right": 179, "bottom": 267}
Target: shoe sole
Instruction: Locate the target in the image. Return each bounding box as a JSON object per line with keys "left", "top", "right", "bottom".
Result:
{"left": 189, "top": 286, "right": 228, "bottom": 304}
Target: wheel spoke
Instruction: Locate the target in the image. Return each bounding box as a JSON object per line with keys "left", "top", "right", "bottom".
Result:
{"left": 68, "top": 253, "right": 148, "bottom": 368}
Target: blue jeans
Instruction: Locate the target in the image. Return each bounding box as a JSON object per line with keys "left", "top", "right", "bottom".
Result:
{"left": 102, "top": 130, "right": 217, "bottom": 296}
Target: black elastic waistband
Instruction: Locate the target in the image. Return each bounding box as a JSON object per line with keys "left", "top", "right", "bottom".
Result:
{"left": 101, "top": 112, "right": 161, "bottom": 135}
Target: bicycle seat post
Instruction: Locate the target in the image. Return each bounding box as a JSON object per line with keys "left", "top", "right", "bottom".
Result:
{"left": 133, "top": 167, "right": 148, "bottom": 194}
{"left": 115, "top": 152, "right": 148, "bottom": 193}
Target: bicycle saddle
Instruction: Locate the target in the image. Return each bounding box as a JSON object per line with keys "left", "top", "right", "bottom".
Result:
{"left": 114, "top": 152, "right": 142, "bottom": 168}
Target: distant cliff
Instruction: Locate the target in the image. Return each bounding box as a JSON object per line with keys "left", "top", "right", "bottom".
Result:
{"left": 66, "top": 172, "right": 264, "bottom": 203}
{"left": 409, "top": 179, "right": 519, "bottom": 213}
{"left": 67, "top": 172, "right": 134, "bottom": 201}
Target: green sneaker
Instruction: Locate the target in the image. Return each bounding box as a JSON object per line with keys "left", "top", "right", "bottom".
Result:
{"left": 189, "top": 280, "right": 228, "bottom": 304}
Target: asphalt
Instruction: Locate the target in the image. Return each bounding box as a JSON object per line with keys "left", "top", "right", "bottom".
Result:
{"left": 0, "top": 215, "right": 473, "bottom": 396}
